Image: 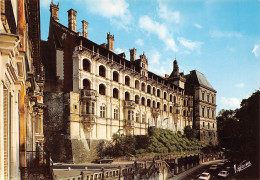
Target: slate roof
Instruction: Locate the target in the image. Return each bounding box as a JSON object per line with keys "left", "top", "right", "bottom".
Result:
{"left": 185, "top": 70, "right": 216, "bottom": 92}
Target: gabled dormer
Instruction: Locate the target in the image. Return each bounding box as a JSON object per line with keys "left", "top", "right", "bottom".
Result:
{"left": 129, "top": 48, "right": 148, "bottom": 77}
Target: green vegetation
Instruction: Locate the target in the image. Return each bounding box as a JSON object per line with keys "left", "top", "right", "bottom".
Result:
{"left": 217, "top": 90, "right": 259, "bottom": 177}
{"left": 97, "top": 127, "right": 206, "bottom": 158}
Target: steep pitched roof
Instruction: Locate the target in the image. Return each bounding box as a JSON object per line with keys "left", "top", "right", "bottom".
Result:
{"left": 185, "top": 70, "right": 216, "bottom": 92}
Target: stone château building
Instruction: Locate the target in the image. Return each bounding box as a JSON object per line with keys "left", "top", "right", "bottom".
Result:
{"left": 185, "top": 71, "right": 218, "bottom": 145}
{"left": 0, "top": 0, "right": 48, "bottom": 179}
{"left": 42, "top": 2, "right": 216, "bottom": 163}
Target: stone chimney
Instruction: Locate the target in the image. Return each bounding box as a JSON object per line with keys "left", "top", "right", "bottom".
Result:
{"left": 68, "top": 9, "right": 77, "bottom": 32}
{"left": 130, "top": 48, "right": 136, "bottom": 62}
{"left": 107, "top": 32, "right": 114, "bottom": 52}
{"left": 82, "top": 20, "right": 88, "bottom": 38}
{"left": 50, "top": 1, "right": 59, "bottom": 22}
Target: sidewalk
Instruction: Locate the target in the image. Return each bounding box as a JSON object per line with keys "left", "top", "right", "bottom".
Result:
{"left": 168, "top": 159, "right": 223, "bottom": 180}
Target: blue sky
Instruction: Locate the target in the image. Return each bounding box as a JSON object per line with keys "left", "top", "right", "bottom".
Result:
{"left": 40, "top": 0, "right": 260, "bottom": 113}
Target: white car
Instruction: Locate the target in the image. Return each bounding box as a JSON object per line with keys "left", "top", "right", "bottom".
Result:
{"left": 209, "top": 164, "right": 218, "bottom": 170}
{"left": 218, "top": 170, "right": 229, "bottom": 178}
{"left": 198, "top": 172, "right": 211, "bottom": 180}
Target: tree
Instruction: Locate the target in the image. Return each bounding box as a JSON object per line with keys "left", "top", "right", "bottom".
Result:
{"left": 184, "top": 125, "right": 198, "bottom": 139}
{"left": 217, "top": 90, "right": 259, "bottom": 177}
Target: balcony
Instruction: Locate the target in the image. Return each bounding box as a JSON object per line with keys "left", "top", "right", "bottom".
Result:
{"left": 152, "top": 108, "right": 160, "bottom": 119}
{"left": 81, "top": 114, "right": 96, "bottom": 129}
{"left": 124, "top": 120, "right": 135, "bottom": 129}
{"left": 81, "top": 89, "right": 97, "bottom": 101}
{"left": 124, "top": 100, "right": 136, "bottom": 109}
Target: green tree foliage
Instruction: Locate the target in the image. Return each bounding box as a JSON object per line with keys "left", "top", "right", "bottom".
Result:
{"left": 184, "top": 125, "right": 198, "bottom": 139}
{"left": 101, "top": 127, "right": 206, "bottom": 157}
{"left": 217, "top": 90, "right": 259, "bottom": 171}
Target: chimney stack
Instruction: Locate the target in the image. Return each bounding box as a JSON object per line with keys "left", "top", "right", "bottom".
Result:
{"left": 68, "top": 9, "right": 77, "bottom": 32}
{"left": 130, "top": 48, "right": 136, "bottom": 62}
{"left": 50, "top": 2, "right": 59, "bottom": 22}
{"left": 107, "top": 32, "right": 114, "bottom": 52}
{"left": 82, "top": 20, "right": 88, "bottom": 38}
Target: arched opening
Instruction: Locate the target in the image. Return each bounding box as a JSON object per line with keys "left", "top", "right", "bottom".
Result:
{"left": 164, "top": 92, "right": 167, "bottom": 100}
{"left": 170, "top": 106, "right": 172, "bottom": 113}
{"left": 113, "top": 71, "right": 119, "bottom": 82}
{"left": 125, "top": 92, "right": 130, "bottom": 101}
{"left": 183, "top": 110, "right": 186, "bottom": 116}
{"left": 99, "top": 84, "right": 106, "bottom": 95}
{"left": 135, "top": 80, "right": 140, "bottom": 89}
{"left": 170, "top": 94, "right": 173, "bottom": 101}
{"left": 83, "top": 79, "right": 91, "bottom": 89}
{"left": 153, "top": 87, "right": 156, "bottom": 95}
{"left": 135, "top": 95, "right": 140, "bottom": 104}
{"left": 141, "top": 97, "right": 145, "bottom": 106}
{"left": 147, "top": 99, "right": 151, "bottom": 107}
{"left": 183, "top": 99, "right": 186, "bottom": 106}
{"left": 212, "top": 96, "right": 214, "bottom": 104}
{"left": 83, "top": 59, "right": 91, "bottom": 72}
{"left": 141, "top": 82, "right": 145, "bottom": 92}
{"left": 164, "top": 104, "right": 167, "bottom": 112}
{"left": 157, "top": 89, "right": 160, "bottom": 97}
{"left": 157, "top": 102, "right": 160, "bottom": 109}
{"left": 147, "top": 85, "right": 151, "bottom": 94}
{"left": 173, "top": 96, "right": 176, "bottom": 104}
{"left": 152, "top": 101, "right": 155, "bottom": 108}
{"left": 125, "top": 76, "right": 130, "bottom": 86}
{"left": 113, "top": 88, "right": 119, "bottom": 99}
{"left": 99, "top": 65, "right": 106, "bottom": 78}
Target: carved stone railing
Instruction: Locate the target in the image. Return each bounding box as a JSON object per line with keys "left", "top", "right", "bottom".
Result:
{"left": 124, "top": 120, "right": 135, "bottom": 129}
{"left": 124, "top": 100, "right": 136, "bottom": 109}
{"left": 81, "top": 89, "right": 97, "bottom": 101}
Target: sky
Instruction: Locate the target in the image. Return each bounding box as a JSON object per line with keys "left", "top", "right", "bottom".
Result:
{"left": 40, "top": 0, "right": 260, "bottom": 114}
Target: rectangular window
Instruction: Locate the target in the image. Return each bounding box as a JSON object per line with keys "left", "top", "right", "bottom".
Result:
{"left": 136, "top": 113, "right": 139, "bottom": 122}
{"left": 114, "top": 109, "right": 118, "bottom": 120}
{"left": 142, "top": 114, "right": 145, "bottom": 124}
{"left": 128, "top": 110, "right": 131, "bottom": 120}
{"left": 100, "top": 106, "right": 105, "bottom": 118}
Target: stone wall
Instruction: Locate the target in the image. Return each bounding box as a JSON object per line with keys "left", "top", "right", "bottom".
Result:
{"left": 43, "top": 92, "right": 73, "bottom": 163}
{"left": 44, "top": 92, "right": 102, "bottom": 163}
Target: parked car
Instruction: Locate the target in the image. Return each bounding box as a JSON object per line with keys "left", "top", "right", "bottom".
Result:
{"left": 95, "top": 157, "right": 113, "bottom": 164}
{"left": 218, "top": 170, "right": 229, "bottom": 178}
{"left": 209, "top": 164, "right": 218, "bottom": 170}
{"left": 198, "top": 172, "right": 211, "bottom": 180}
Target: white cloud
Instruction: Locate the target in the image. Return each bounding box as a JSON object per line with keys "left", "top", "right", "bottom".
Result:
{"left": 148, "top": 50, "right": 161, "bottom": 64}
{"left": 177, "top": 37, "right": 203, "bottom": 53}
{"left": 252, "top": 44, "right": 260, "bottom": 58}
{"left": 157, "top": 0, "right": 180, "bottom": 24}
{"left": 210, "top": 30, "right": 243, "bottom": 38}
{"left": 149, "top": 66, "right": 168, "bottom": 76}
{"left": 235, "top": 83, "right": 245, "bottom": 88}
{"left": 220, "top": 97, "right": 240, "bottom": 110}
{"left": 115, "top": 48, "right": 124, "bottom": 54}
{"left": 194, "top": 23, "right": 203, "bottom": 29}
{"left": 41, "top": 0, "right": 52, "bottom": 8}
{"left": 139, "top": 16, "right": 178, "bottom": 52}
{"left": 78, "top": 0, "right": 132, "bottom": 29}
{"left": 115, "top": 48, "right": 130, "bottom": 59}
{"left": 135, "top": 39, "right": 144, "bottom": 46}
